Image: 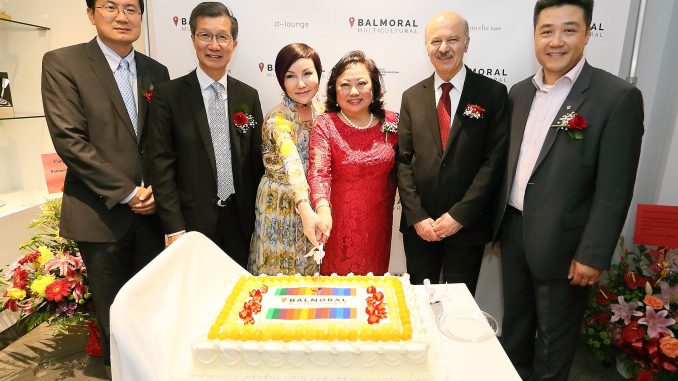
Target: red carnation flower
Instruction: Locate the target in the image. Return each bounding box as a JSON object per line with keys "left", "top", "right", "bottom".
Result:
{"left": 567, "top": 114, "right": 587, "bottom": 130}
{"left": 623, "top": 321, "right": 646, "bottom": 342}
{"left": 232, "top": 112, "right": 248, "bottom": 126}
{"left": 12, "top": 268, "right": 28, "bottom": 289}
{"left": 45, "top": 279, "right": 73, "bottom": 302}
{"left": 471, "top": 105, "right": 485, "bottom": 113}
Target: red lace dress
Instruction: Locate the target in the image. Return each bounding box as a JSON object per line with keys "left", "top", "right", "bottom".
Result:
{"left": 308, "top": 111, "right": 398, "bottom": 275}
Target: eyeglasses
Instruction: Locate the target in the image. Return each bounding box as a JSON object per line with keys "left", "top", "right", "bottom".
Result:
{"left": 95, "top": 4, "right": 142, "bottom": 19}
{"left": 195, "top": 32, "right": 233, "bottom": 45}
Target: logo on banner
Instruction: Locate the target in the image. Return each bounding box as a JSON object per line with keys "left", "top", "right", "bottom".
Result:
{"left": 274, "top": 20, "right": 311, "bottom": 30}
{"left": 347, "top": 16, "right": 419, "bottom": 34}
{"left": 589, "top": 22, "right": 605, "bottom": 37}
{"left": 469, "top": 23, "right": 502, "bottom": 32}
{"left": 258, "top": 62, "right": 275, "bottom": 77}
{"left": 470, "top": 67, "right": 509, "bottom": 84}
{"left": 172, "top": 15, "right": 190, "bottom": 31}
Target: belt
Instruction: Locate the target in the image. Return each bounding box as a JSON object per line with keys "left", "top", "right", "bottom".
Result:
{"left": 215, "top": 194, "right": 235, "bottom": 207}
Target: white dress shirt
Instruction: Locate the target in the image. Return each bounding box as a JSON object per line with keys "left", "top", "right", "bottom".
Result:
{"left": 508, "top": 57, "right": 586, "bottom": 211}
{"left": 195, "top": 65, "right": 229, "bottom": 117}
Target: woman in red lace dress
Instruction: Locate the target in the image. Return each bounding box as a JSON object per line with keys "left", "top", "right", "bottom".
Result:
{"left": 308, "top": 51, "right": 398, "bottom": 275}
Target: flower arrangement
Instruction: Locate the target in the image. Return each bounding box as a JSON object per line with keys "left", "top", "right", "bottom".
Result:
{"left": 231, "top": 104, "right": 257, "bottom": 134}
{"left": 551, "top": 105, "right": 587, "bottom": 140}
{"left": 582, "top": 237, "right": 677, "bottom": 380}
{"left": 0, "top": 198, "right": 93, "bottom": 335}
{"left": 143, "top": 84, "right": 154, "bottom": 103}
{"left": 463, "top": 104, "right": 485, "bottom": 119}
{"left": 381, "top": 113, "right": 398, "bottom": 143}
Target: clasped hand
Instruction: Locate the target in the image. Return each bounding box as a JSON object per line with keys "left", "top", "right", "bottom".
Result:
{"left": 127, "top": 185, "right": 156, "bottom": 215}
{"left": 413, "top": 213, "right": 462, "bottom": 242}
{"left": 298, "top": 202, "right": 330, "bottom": 246}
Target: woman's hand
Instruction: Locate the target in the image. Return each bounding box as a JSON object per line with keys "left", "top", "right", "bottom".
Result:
{"left": 316, "top": 205, "right": 332, "bottom": 244}
{"left": 298, "top": 202, "right": 329, "bottom": 246}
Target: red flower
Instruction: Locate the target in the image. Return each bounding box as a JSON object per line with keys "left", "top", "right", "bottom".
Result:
{"left": 18, "top": 251, "right": 40, "bottom": 265}
{"left": 232, "top": 112, "right": 248, "bottom": 126}
{"left": 593, "top": 312, "right": 611, "bottom": 326}
{"left": 367, "top": 314, "right": 381, "bottom": 325}
{"left": 567, "top": 114, "right": 587, "bottom": 130}
{"left": 12, "top": 268, "right": 28, "bottom": 289}
{"left": 250, "top": 289, "right": 263, "bottom": 303}
{"left": 45, "top": 279, "right": 73, "bottom": 302}
{"left": 635, "top": 369, "right": 654, "bottom": 381}
{"left": 260, "top": 285, "right": 268, "bottom": 294}
{"left": 2, "top": 299, "right": 18, "bottom": 312}
{"left": 366, "top": 286, "right": 376, "bottom": 294}
{"left": 623, "top": 321, "right": 647, "bottom": 342}
{"left": 144, "top": 88, "right": 153, "bottom": 102}
{"left": 470, "top": 105, "right": 485, "bottom": 113}
{"left": 595, "top": 287, "right": 617, "bottom": 306}
{"left": 624, "top": 271, "right": 649, "bottom": 290}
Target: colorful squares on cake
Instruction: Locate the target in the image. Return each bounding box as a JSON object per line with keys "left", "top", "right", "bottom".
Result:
{"left": 266, "top": 307, "right": 356, "bottom": 320}
{"left": 273, "top": 287, "right": 356, "bottom": 296}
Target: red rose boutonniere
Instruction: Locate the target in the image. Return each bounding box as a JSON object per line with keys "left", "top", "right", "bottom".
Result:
{"left": 143, "top": 84, "right": 154, "bottom": 103}
{"left": 463, "top": 104, "right": 485, "bottom": 119}
{"left": 231, "top": 105, "right": 257, "bottom": 134}
{"left": 551, "top": 106, "right": 587, "bottom": 140}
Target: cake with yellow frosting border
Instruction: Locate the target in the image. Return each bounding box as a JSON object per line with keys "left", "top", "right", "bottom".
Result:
{"left": 193, "top": 273, "right": 429, "bottom": 380}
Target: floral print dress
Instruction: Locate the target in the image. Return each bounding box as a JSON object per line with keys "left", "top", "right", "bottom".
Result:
{"left": 248, "top": 97, "right": 323, "bottom": 275}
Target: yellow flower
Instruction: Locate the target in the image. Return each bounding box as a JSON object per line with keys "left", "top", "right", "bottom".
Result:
{"left": 31, "top": 274, "right": 56, "bottom": 297}
{"left": 37, "top": 246, "right": 54, "bottom": 265}
{"left": 6, "top": 288, "right": 26, "bottom": 300}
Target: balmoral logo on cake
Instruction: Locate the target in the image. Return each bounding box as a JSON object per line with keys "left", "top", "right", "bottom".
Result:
{"left": 273, "top": 286, "right": 355, "bottom": 308}
{"left": 347, "top": 16, "right": 419, "bottom": 34}
{"left": 470, "top": 67, "right": 509, "bottom": 84}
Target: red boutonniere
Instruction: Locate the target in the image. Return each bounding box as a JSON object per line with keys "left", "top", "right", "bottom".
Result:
{"left": 143, "top": 84, "right": 154, "bottom": 103}
{"left": 551, "top": 106, "right": 587, "bottom": 140}
{"left": 463, "top": 104, "right": 485, "bottom": 119}
{"left": 231, "top": 105, "right": 257, "bottom": 134}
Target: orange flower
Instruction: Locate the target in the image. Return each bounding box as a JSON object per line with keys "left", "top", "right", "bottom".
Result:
{"left": 660, "top": 337, "right": 678, "bottom": 358}
{"left": 643, "top": 295, "right": 665, "bottom": 310}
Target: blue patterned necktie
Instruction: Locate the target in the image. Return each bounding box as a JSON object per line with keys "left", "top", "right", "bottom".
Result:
{"left": 208, "top": 82, "right": 234, "bottom": 199}
{"left": 114, "top": 59, "right": 138, "bottom": 136}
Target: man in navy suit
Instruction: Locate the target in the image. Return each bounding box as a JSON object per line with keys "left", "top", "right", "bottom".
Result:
{"left": 493, "top": 1, "right": 644, "bottom": 379}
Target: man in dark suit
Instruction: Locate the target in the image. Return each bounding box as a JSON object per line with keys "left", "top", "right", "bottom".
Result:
{"left": 41, "top": 0, "right": 169, "bottom": 368}
{"left": 398, "top": 11, "right": 508, "bottom": 293}
{"left": 493, "top": 1, "right": 644, "bottom": 379}
{"left": 146, "top": 2, "right": 263, "bottom": 268}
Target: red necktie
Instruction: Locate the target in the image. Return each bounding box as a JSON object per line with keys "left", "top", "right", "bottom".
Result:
{"left": 437, "top": 82, "right": 453, "bottom": 150}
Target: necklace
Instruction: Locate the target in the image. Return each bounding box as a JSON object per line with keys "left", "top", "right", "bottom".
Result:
{"left": 340, "top": 110, "right": 374, "bottom": 130}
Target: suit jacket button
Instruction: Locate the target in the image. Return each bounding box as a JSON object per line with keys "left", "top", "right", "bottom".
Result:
{"left": 138, "top": 148, "right": 144, "bottom": 154}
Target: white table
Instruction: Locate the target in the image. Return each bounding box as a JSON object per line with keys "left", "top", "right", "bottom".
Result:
{"left": 110, "top": 232, "right": 520, "bottom": 381}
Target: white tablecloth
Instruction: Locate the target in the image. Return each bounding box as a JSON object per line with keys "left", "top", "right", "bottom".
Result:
{"left": 110, "top": 232, "right": 519, "bottom": 381}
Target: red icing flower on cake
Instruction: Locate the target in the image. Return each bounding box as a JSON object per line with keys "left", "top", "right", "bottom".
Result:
{"left": 250, "top": 289, "right": 263, "bottom": 303}
{"left": 239, "top": 287, "right": 266, "bottom": 325}
{"left": 365, "top": 285, "right": 388, "bottom": 325}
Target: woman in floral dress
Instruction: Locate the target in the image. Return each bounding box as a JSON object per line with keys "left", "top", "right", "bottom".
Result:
{"left": 308, "top": 51, "right": 398, "bottom": 276}
{"left": 248, "top": 43, "right": 327, "bottom": 276}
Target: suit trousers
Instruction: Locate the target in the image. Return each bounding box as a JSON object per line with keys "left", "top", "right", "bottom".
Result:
{"left": 499, "top": 206, "right": 588, "bottom": 381}
{"left": 214, "top": 195, "right": 250, "bottom": 269}
{"left": 77, "top": 214, "right": 163, "bottom": 364}
{"left": 403, "top": 227, "right": 484, "bottom": 295}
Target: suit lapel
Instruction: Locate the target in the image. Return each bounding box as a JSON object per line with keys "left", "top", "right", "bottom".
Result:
{"left": 185, "top": 71, "right": 218, "bottom": 179}
{"left": 418, "top": 75, "right": 442, "bottom": 157}
{"left": 442, "top": 67, "right": 479, "bottom": 161}
{"left": 135, "top": 53, "right": 150, "bottom": 139}
{"left": 86, "top": 39, "right": 137, "bottom": 141}
{"left": 532, "top": 62, "right": 592, "bottom": 174}
{"left": 506, "top": 80, "right": 537, "bottom": 193}
{"left": 226, "top": 76, "right": 244, "bottom": 169}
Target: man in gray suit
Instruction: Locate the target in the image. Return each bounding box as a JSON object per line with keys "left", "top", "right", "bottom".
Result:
{"left": 493, "top": 0, "right": 644, "bottom": 379}
{"left": 41, "top": 0, "right": 169, "bottom": 368}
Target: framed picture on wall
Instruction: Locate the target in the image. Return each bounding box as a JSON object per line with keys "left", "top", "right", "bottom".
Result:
{"left": 0, "top": 72, "right": 15, "bottom": 118}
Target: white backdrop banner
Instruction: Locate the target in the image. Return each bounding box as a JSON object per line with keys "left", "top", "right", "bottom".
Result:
{"left": 146, "top": 0, "right": 632, "bottom": 274}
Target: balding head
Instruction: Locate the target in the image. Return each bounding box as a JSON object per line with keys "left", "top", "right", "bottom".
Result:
{"left": 424, "top": 12, "right": 470, "bottom": 81}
